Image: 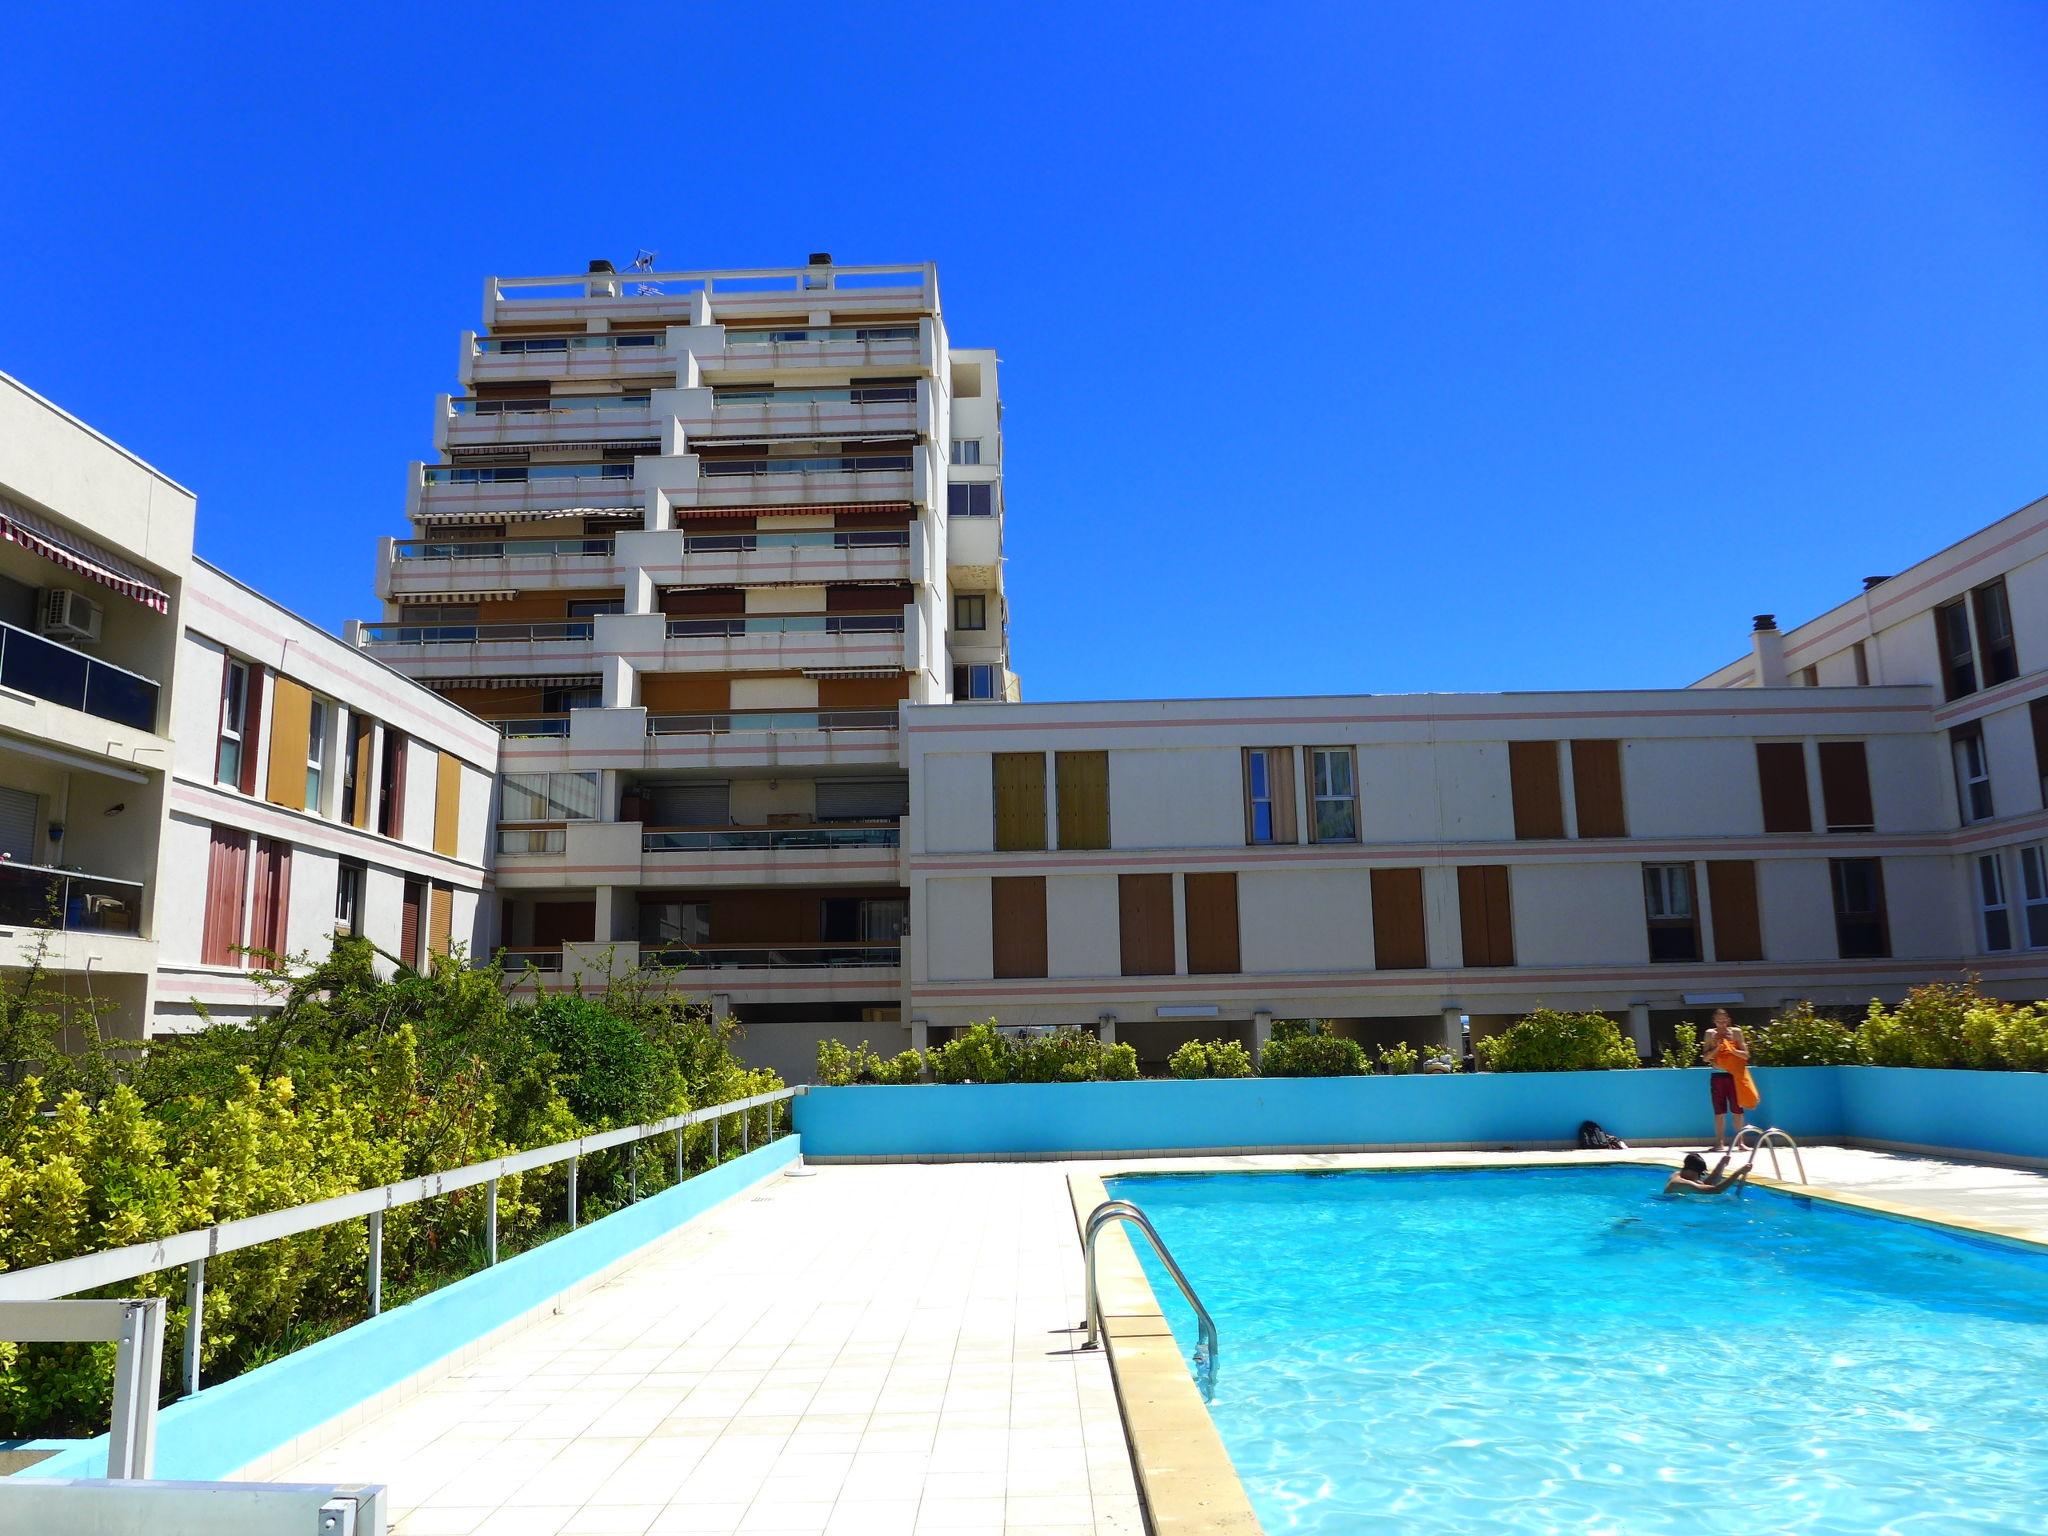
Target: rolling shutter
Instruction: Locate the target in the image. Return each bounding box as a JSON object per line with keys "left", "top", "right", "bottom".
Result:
{"left": 1370, "top": 867, "right": 1428, "bottom": 970}
{"left": 1570, "top": 739, "right": 1627, "bottom": 839}
{"left": 647, "top": 782, "right": 731, "bottom": 826}
{"left": 991, "top": 876, "right": 1047, "bottom": 979}
{"left": 265, "top": 677, "right": 314, "bottom": 809}
{"left": 433, "top": 752, "right": 463, "bottom": 856}
{"left": 1707, "top": 860, "right": 1763, "bottom": 962}
{"left": 428, "top": 884, "right": 454, "bottom": 957}
{"left": 1183, "top": 872, "right": 1240, "bottom": 975}
{"left": 1818, "top": 741, "right": 1874, "bottom": 832}
{"left": 815, "top": 779, "right": 909, "bottom": 820}
{"left": 0, "top": 787, "right": 37, "bottom": 863}
{"left": 1508, "top": 741, "right": 1565, "bottom": 839}
{"left": 1755, "top": 743, "right": 1812, "bottom": 833}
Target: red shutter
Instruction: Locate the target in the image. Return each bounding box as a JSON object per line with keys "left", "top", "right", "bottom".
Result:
{"left": 400, "top": 880, "right": 423, "bottom": 968}
{"left": 238, "top": 664, "right": 266, "bottom": 796}
{"left": 202, "top": 827, "right": 249, "bottom": 966}
{"left": 250, "top": 838, "right": 291, "bottom": 956}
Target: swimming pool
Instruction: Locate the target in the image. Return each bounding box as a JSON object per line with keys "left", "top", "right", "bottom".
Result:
{"left": 1106, "top": 1167, "right": 2048, "bottom": 1535}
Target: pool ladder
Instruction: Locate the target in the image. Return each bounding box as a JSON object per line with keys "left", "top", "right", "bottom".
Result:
{"left": 1081, "top": 1200, "right": 1219, "bottom": 1398}
{"left": 1733, "top": 1125, "right": 1807, "bottom": 1183}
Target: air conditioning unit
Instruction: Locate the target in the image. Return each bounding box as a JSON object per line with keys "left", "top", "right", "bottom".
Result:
{"left": 41, "top": 588, "right": 103, "bottom": 643}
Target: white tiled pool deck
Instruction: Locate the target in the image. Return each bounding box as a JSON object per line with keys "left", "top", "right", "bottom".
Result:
{"left": 270, "top": 1146, "right": 2048, "bottom": 1535}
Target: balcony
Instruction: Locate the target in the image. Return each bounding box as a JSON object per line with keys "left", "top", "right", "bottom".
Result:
{"left": 642, "top": 941, "right": 900, "bottom": 970}
{"left": 382, "top": 534, "right": 621, "bottom": 601}
{"left": 0, "top": 619, "right": 159, "bottom": 733}
{"left": 351, "top": 618, "right": 598, "bottom": 680}
{"left": 645, "top": 708, "right": 898, "bottom": 737}
{"left": 693, "top": 383, "right": 923, "bottom": 442}
{"left": 436, "top": 393, "right": 667, "bottom": 453}
{"left": 490, "top": 945, "right": 566, "bottom": 973}
{"left": 0, "top": 864, "right": 144, "bottom": 936}
{"left": 649, "top": 610, "right": 908, "bottom": 674}
{"left": 615, "top": 526, "right": 911, "bottom": 590}
{"left": 667, "top": 456, "right": 918, "bottom": 515}
{"left": 482, "top": 264, "right": 935, "bottom": 329}
{"left": 642, "top": 824, "right": 899, "bottom": 852}
{"left": 461, "top": 331, "right": 681, "bottom": 388}
{"left": 409, "top": 462, "right": 642, "bottom": 526}
{"left": 702, "top": 325, "right": 925, "bottom": 378}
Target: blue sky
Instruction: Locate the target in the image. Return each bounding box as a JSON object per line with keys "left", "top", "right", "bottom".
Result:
{"left": 3, "top": 2, "right": 2045, "bottom": 699}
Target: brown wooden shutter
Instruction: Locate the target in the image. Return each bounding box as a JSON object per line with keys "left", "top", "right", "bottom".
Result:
{"left": 433, "top": 752, "right": 463, "bottom": 857}
{"left": 1269, "top": 747, "right": 1297, "bottom": 843}
{"left": 991, "top": 876, "right": 1047, "bottom": 978}
{"left": 1055, "top": 751, "right": 1110, "bottom": 850}
{"left": 201, "top": 827, "right": 248, "bottom": 966}
{"left": 640, "top": 674, "right": 733, "bottom": 712}
{"left": 1508, "top": 741, "right": 1565, "bottom": 839}
{"left": 264, "top": 677, "right": 314, "bottom": 809}
{"left": 380, "top": 730, "right": 408, "bottom": 840}
{"left": 532, "top": 900, "right": 597, "bottom": 947}
{"left": 1707, "top": 860, "right": 1763, "bottom": 962}
{"left": 350, "top": 718, "right": 374, "bottom": 829}
{"left": 250, "top": 838, "right": 291, "bottom": 955}
{"left": 1570, "top": 739, "right": 1627, "bottom": 839}
{"left": 1370, "top": 867, "right": 1428, "bottom": 970}
{"left": 2033, "top": 699, "right": 2048, "bottom": 809}
{"left": 1817, "top": 741, "right": 1874, "bottom": 831}
{"left": 399, "top": 880, "right": 423, "bottom": 968}
{"left": 1118, "top": 873, "right": 1176, "bottom": 976}
{"left": 428, "top": 884, "right": 454, "bottom": 957}
{"left": 237, "top": 664, "right": 266, "bottom": 796}
{"left": 1457, "top": 865, "right": 1514, "bottom": 967}
{"left": 1183, "top": 872, "right": 1239, "bottom": 975}
{"left": 818, "top": 674, "right": 908, "bottom": 708}
{"left": 992, "top": 752, "right": 1047, "bottom": 851}
{"left": 1754, "top": 742, "right": 1812, "bottom": 833}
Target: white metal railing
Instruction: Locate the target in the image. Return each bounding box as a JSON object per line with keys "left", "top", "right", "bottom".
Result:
{"left": 646, "top": 709, "right": 897, "bottom": 737}
{"left": 682, "top": 529, "right": 908, "bottom": 553}
{"left": 490, "top": 265, "right": 930, "bottom": 303}
{"left": 0, "top": 1086, "right": 803, "bottom": 1408}
{"left": 1081, "top": 1200, "right": 1218, "bottom": 1399}
{"left": 1733, "top": 1124, "right": 1808, "bottom": 1183}
{"left": 665, "top": 613, "right": 904, "bottom": 640}
{"left": 643, "top": 824, "right": 900, "bottom": 853}
{"left": 473, "top": 333, "right": 668, "bottom": 356}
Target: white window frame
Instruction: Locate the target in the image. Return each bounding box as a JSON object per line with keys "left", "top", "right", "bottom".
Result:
{"left": 1247, "top": 749, "right": 1276, "bottom": 844}
{"left": 216, "top": 659, "right": 249, "bottom": 786}
{"left": 501, "top": 771, "right": 601, "bottom": 823}
{"left": 1953, "top": 726, "right": 1993, "bottom": 824}
{"left": 1643, "top": 863, "right": 1693, "bottom": 920}
{"left": 950, "top": 440, "right": 982, "bottom": 466}
{"left": 1978, "top": 852, "right": 2012, "bottom": 953}
{"left": 2021, "top": 845, "right": 2048, "bottom": 949}
{"left": 335, "top": 860, "right": 364, "bottom": 936}
{"left": 954, "top": 593, "right": 987, "bottom": 631}
{"left": 1310, "top": 747, "right": 1357, "bottom": 843}
{"left": 305, "top": 697, "right": 330, "bottom": 814}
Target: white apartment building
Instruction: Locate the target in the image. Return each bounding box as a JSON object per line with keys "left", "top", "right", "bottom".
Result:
{"left": 350, "top": 257, "right": 1012, "bottom": 1079}
{"left": 0, "top": 371, "right": 496, "bottom": 1043}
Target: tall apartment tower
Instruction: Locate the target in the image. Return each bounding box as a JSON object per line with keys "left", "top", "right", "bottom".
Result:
{"left": 351, "top": 257, "right": 1013, "bottom": 1077}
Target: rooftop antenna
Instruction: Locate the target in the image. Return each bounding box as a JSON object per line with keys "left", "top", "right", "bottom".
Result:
{"left": 629, "top": 249, "right": 658, "bottom": 271}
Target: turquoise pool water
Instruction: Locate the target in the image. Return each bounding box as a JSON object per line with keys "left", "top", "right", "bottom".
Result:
{"left": 1107, "top": 1168, "right": 2048, "bottom": 1535}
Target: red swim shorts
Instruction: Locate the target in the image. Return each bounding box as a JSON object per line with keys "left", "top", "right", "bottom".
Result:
{"left": 1710, "top": 1071, "right": 1741, "bottom": 1115}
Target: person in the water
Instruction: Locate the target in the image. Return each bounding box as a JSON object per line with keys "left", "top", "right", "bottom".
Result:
{"left": 1663, "top": 1150, "right": 1748, "bottom": 1196}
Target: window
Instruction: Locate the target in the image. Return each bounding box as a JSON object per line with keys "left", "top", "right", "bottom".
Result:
{"left": 1951, "top": 724, "right": 1993, "bottom": 824}
{"left": 1643, "top": 863, "right": 1700, "bottom": 962}
{"left": 1817, "top": 741, "right": 1874, "bottom": 832}
{"left": 1370, "top": 867, "right": 1428, "bottom": 969}
{"left": 1184, "top": 872, "right": 1240, "bottom": 975}
{"left": 639, "top": 900, "right": 710, "bottom": 947}
{"left": 954, "top": 664, "right": 998, "bottom": 700}
{"left": 335, "top": 859, "right": 365, "bottom": 937}
{"left": 305, "top": 698, "right": 329, "bottom": 813}
{"left": 379, "top": 730, "right": 407, "bottom": 839}
{"left": 993, "top": 752, "right": 1047, "bottom": 851}
{"left": 1830, "top": 858, "right": 1889, "bottom": 959}
{"left": 501, "top": 772, "right": 601, "bottom": 822}
{"left": 2033, "top": 700, "right": 2048, "bottom": 809}
{"left": 216, "top": 659, "right": 251, "bottom": 787}
{"left": 2019, "top": 846, "right": 2048, "bottom": 948}
{"left": 954, "top": 593, "right": 987, "bottom": 631}
{"left": 1974, "top": 578, "right": 2019, "bottom": 685}
{"left": 1796, "top": 665, "right": 1818, "bottom": 687}
{"left": 1852, "top": 641, "right": 1870, "bottom": 685}
{"left": 1755, "top": 742, "right": 1813, "bottom": 833}
{"left": 566, "top": 599, "right": 623, "bottom": 618}
{"left": 992, "top": 876, "right": 1047, "bottom": 978}
{"left": 1508, "top": 741, "right": 1565, "bottom": 839}
{"left": 822, "top": 897, "right": 908, "bottom": 944}
{"left": 1977, "top": 853, "right": 2012, "bottom": 953}
{"left": 1055, "top": 751, "right": 1110, "bottom": 850}
{"left": 1936, "top": 598, "right": 1978, "bottom": 700}
{"left": 343, "top": 715, "right": 373, "bottom": 829}
{"left": 542, "top": 685, "right": 602, "bottom": 712}
{"left": 950, "top": 440, "right": 982, "bottom": 465}
{"left": 946, "top": 483, "right": 994, "bottom": 518}
{"left": 1118, "top": 873, "right": 1175, "bottom": 976}
{"left": 1310, "top": 747, "right": 1357, "bottom": 842}
{"left": 1457, "top": 866, "right": 1514, "bottom": 968}
{"left": 1243, "top": 747, "right": 1297, "bottom": 844}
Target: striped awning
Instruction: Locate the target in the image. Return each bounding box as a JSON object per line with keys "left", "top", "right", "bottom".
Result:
{"left": 0, "top": 495, "right": 171, "bottom": 613}
{"left": 423, "top": 673, "right": 600, "bottom": 692}
{"left": 400, "top": 589, "right": 519, "bottom": 604}
{"left": 675, "top": 501, "right": 914, "bottom": 520}
{"left": 804, "top": 666, "right": 905, "bottom": 680}
{"left": 415, "top": 507, "right": 631, "bottom": 526}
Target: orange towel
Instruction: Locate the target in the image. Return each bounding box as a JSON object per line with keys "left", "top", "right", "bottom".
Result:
{"left": 1714, "top": 1041, "right": 1761, "bottom": 1111}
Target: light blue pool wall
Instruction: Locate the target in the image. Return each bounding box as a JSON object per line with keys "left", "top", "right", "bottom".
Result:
{"left": 22, "top": 1135, "right": 801, "bottom": 1483}
{"left": 794, "top": 1068, "right": 2048, "bottom": 1163}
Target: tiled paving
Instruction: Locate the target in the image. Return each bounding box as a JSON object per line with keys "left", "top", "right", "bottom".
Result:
{"left": 271, "top": 1163, "right": 1142, "bottom": 1536}
{"left": 271, "top": 1144, "right": 2048, "bottom": 1535}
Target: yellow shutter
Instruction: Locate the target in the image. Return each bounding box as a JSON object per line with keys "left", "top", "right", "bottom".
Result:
{"left": 433, "top": 752, "right": 462, "bottom": 856}
{"left": 992, "top": 752, "right": 1046, "bottom": 851}
{"left": 350, "top": 721, "right": 374, "bottom": 828}
{"left": 428, "top": 884, "right": 454, "bottom": 956}
{"left": 265, "top": 677, "right": 313, "bottom": 808}
{"left": 1055, "top": 751, "right": 1110, "bottom": 849}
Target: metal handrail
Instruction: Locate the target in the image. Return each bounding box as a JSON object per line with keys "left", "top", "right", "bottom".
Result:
{"left": 1732, "top": 1124, "right": 1808, "bottom": 1183}
{"left": 1081, "top": 1200, "right": 1218, "bottom": 1397}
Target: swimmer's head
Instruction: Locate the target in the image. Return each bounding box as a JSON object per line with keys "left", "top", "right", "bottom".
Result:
{"left": 1680, "top": 1152, "right": 1708, "bottom": 1178}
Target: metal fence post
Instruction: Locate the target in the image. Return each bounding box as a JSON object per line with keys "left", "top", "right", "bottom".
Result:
{"left": 568, "top": 1155, "right": 579, "bottom": 1230}
{"left": 742, "top": 1108, "right": 751, "bottom": 1154}
{"left": 107, "top": 1298, "right": 165, "bottom": 1479}
{"left": 486, "top": 1176, "right": 499, "bottom": 1266}
{"left": 629, "top": 1142, "right": 639, "bottom": 1202}
{"left": 711, "top": 1119, "right": 720, "bottom": 1164}
{"left": 674, "top": 1128, "right": 685, "bottom": 1181}
{"left": 367, "top": 1211, "right": 384, "bottom": 1318}
{"left": 180, "top": 1257, "right": 205, "bottom": 1396}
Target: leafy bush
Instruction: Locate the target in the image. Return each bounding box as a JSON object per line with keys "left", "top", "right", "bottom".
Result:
{"left": 1860, "top": 981, "right": 1978, "bottom": 1069}
{"left": 1748, "top": 1003, "right": 1864, "bottom": 1067}
{"left": 1990, "top": 1004, "right": 2048, "bottom": 1071}
{"left": 1476, "top": 1009, "right": 1639, "bottom": 1073}
{"left": 1167, "top": 1039, "right": 1255, "bottom": 1079}
{"left": 874, "top": 1049, "right": 927, "bottom": 1085}
{"left": 1260, "top": 1026, "right": 1365, "bottom": 1077}
{"left": 926, "top": 1021, "right": 1013, "bottom": 1084}
{"left": 1660, "top": 1022, "right": 1701, "bottom": 1070}
{"left": 815, "top": 1038, "right": 884, "bottom": 1087}
{"left": 524, "top": 994, "right": 668, "bottom": 1126}
{"left": 1016, "top": 1029, "right": 1114, "bottom": 1083}
{"left": 1376, "top": 1041, "right": 1420, "bottom": 1076}
{"left": 1098, "top": 1042, "right": 1140, "bottom": 1081}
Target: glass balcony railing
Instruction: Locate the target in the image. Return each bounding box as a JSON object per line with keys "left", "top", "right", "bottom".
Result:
{"left": 422, "top": 463, "right": 636, "bottom": 486}
{"left": 494, "top": 715, "right": 572, "bottom": 738}
{"left": 664, "top": 613, "right": 904, "bottom": 640}
{"left": 699, "top": 455, "right": 911, "bottom": 477}
{"left": 711, "top": 385, "right": 916, "bottom": 407}
{"left": 449, "top": 394, "right": 653, "bottom": 417}
{"left": 474, "top": 334, "right": 665, "bottom": 356}
{"left": 395, "top": 537, "right": 616, "bottom": 561}
{"left": 0, "top": 620, "right": 158, "bottom": 732}
{"left": 681, "top": 529, "right": 908, "bottom": 553}
{"left": 492, "top": 946, "right": 567, "bottom": 972}
{"left": 646, "top": 708, "right": 897, "bottom": 737}
{"left": 639, "top": 941, "right": 900, "bottom": 970}
{"left": 642, "top": 824, "right": 901, "bottom": 853}
{"left": 357, "top": 620, "right": 595, "bottom": 646}
{"left": 0, "top": 863, "right": 145, "bottom": 935}
{"left": 721, "top": 326, "right": 918, "bottom": 347}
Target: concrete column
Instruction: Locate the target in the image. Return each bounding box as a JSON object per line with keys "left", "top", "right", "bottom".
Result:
{"left": 1252, "top": 1009, "right": 1274, "bottom": 1065}
{"left": 1292, "top": 752, "right": 1312, "bottom": 845}
{"left": 1097, "top": 1014, "right": 1117, "bottom": 1046}
{"left": 1626, "top": 1003, "right": 1652, "bottom": 1059}
{"left": 1439, "top": 1006, "right": 1464, "bottom": 1057}
{"left": 625, "top": 566, "right": 657, "bottom": 616}
{"left": 593, "top": 886, "right": 620, "bottom": 944}
{"left": 1556, "top": 744, "right": 1579, "bottom": 840}
{"left": 1170, "top": 876, "right": 1189, "bottom": 975}
{"left": 600, "top": 654, "right": 634, "bottom": 709}
{"left": 909, "top": 1018, "right": 930, "bottom": 1055}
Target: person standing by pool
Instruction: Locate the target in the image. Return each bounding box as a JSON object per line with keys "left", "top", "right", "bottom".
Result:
{"left": 1701, "top": 1009, "right": 1759, "bottom": 1151}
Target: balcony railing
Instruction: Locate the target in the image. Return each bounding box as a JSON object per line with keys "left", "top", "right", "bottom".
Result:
{"left": 681, "top": 529, "right": 907, "bottom": 553}
{"left": 646, "top": 709, "right": 896, "bottom": 736}
{"left": 474, "top": 334, "right": 666, "bottom": 356}
{"left": 357, "top": 620, "right": 594, "bottom": 647}
{"left": 492, "top": 946, "right": 566, "bottom": 973}
{"left": 710, "top": 385, "right": 916, "bottom": 406}
{"left": 639, "top": 942, "right": 900, "bottom": 970}
{"left": 722, "top": 326, "right": 918, "bottom": 346}
{"left": 665, "top": 613, "right": 903, "bottom": 640}
{"left": 494, "top": 715, "right": 572, "bottom": 738}
{"left": 395, "top": 537, "right": 616, "bottom": 561}
{"left": 0, "top": 864, "right": 145, "bottom": 936}
{"left": 699, "top": 455, "right": 911, "bottom": 477}
{"left": 421, "top": 463, "right": 635, "bottom": 487}
{"left": 0, "top": 620, "right": 158, "bottom": 733}
{"left": 497, "top": 827, "right": 567, "bottom": 854}
{"left": 642, "top": 824, "right": 901, "bottom": 853}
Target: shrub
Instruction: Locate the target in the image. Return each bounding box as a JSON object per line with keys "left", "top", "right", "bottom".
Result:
{"left": 1015, "top": 1029, "right": 1111, "bottom": 1084}
{"left": 926, "top": 1021, "right": 1013, "bottom": 1084}
{"left": 1860, "top": 980, "right": 1978, "bottom": 1069}
{"left": 1098, "top": 1042, "right": 1140, "bottom": 1081}
{"left": 1991, "top": 1004, "right": 2048, "bottom": 1071}
{"left": 522, "top": 994, "right": 669, "bottom": 1126}
{"left": 1167, "top": 1039, "right": 1255, "bottom": 1079}
{"left": 1660, "top": 1022, "right": 1701, "bottom": 1070}
{"left": 1476, "top": 1009, "right": 1639, "bottom": 1073}
{"left": 1748, "top": 1003, "right": 1864, "bottom": 1067}
{"left": 1375, "top": 1041, "right": 1419, "bottom": 1076}
{"left": 816, "top": 1038, "right": 887, "bottom": 1087}
{"left": 1260, "top": 1026, "right": 1365, "bottom": 1077}
{"left": 874, "top": 1049, "right": 928, "bottom": 1085}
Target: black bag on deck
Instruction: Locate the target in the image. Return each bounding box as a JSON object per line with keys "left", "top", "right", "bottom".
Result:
{"left": 1577, "top": 1120, "right": 1628, "bottom": 1150}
